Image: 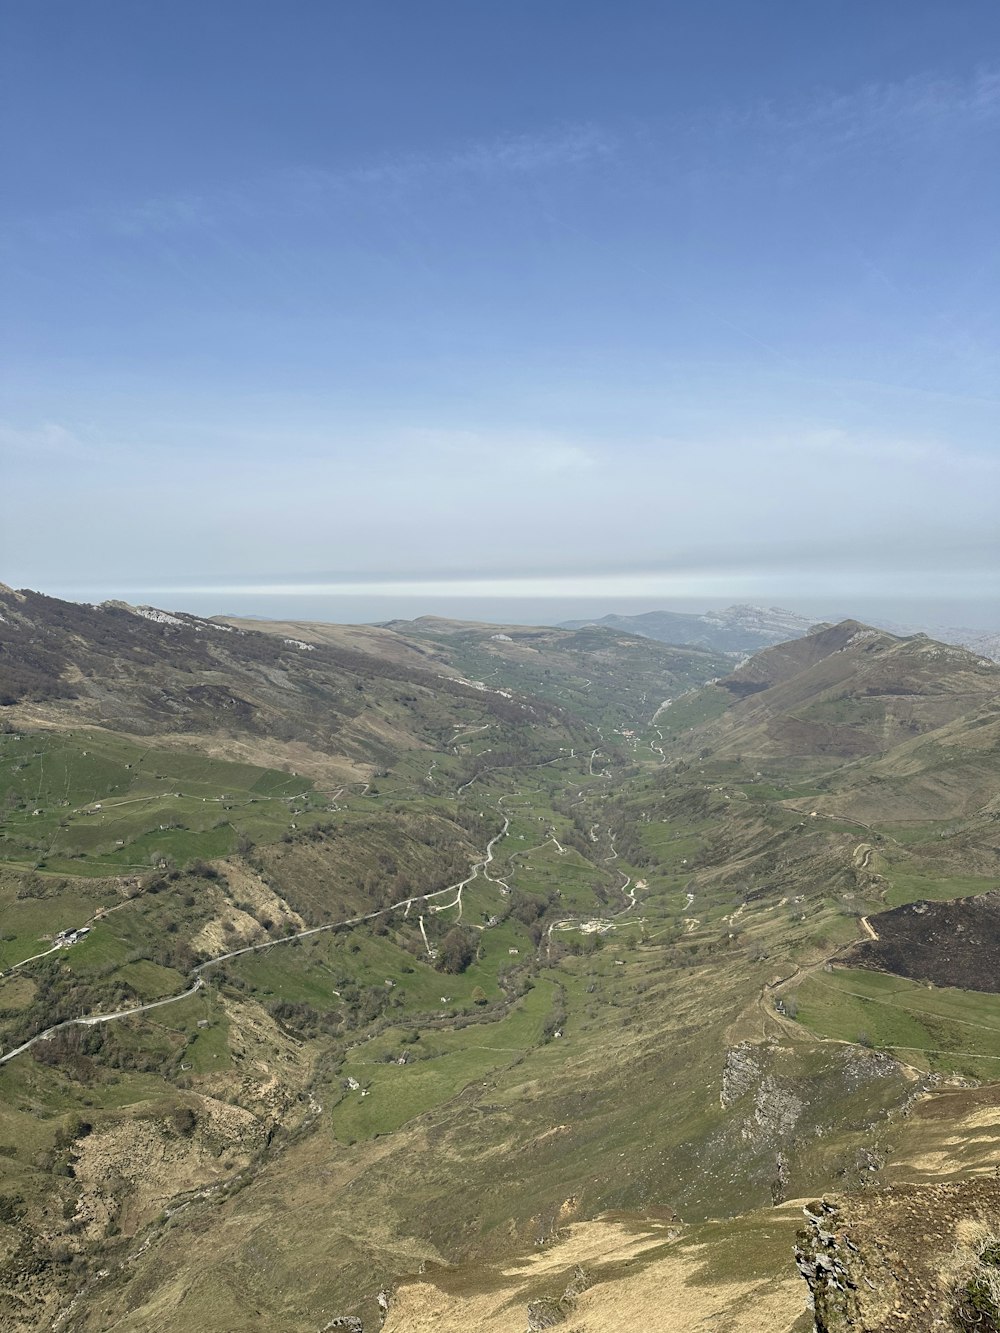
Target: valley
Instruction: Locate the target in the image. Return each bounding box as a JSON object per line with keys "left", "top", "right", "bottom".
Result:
{"left": 1, "top": 587, "right": 999, "bottom": 1330}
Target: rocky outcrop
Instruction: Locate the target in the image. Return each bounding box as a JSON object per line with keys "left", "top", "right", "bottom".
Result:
{"left": 796, "top": 1182, "right": 1000, "bottom": 1331}
{"left": 795, "top": 1198, "right": 897, "bottom": 1331}
{"left": 721, "top": 1043, "right": 803, "bottom": 1142}
{"left": 747, "top": 1074, "right": 803, "bottom": 1143}
{"left": 721, "top": 1042, "right": 764, "bottom": 1107}
{"left": 525, "top": 1266, "right": 594, "bottom": 1330}
{"left": 526, "top": 1300, "right": 565, "bottom": 1330}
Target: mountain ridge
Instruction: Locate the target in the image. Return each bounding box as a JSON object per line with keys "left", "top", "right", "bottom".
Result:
{"left": 559, "top": 603, "right": 1000, "bottom": 663}
{"left": 558, "top": 603, "right": 818, "bottom": 655}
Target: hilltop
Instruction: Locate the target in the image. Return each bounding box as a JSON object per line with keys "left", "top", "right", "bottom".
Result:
{"left": 659, "top": 620, "right": 1000, "bottom": 832}
{"left": 560, "top": 604, "right": 1000, "bottom": 664}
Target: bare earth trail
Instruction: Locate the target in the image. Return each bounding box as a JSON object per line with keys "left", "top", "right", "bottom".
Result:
{"left": 543, "top": 843, "right": 641, "bottom": 957}
{"left": 3, "top": 941, "right": 67, "bottom": 973}
{"left": 457, "top": 752, "right": 568, "bottom": 796}
{"left": 602, "top": 833, "right": 637, "bottom": 910}
{"left": 424, "top": 815, "right": 512, "bottom": 936}
{"left": 450, "top": 723, "right": 490, "bottom": 745}
{"left": 648, "top": 691, "right": 690, "bottom": 764}
{"left": 791, "top": 805, "right": 907, "bottom": 851}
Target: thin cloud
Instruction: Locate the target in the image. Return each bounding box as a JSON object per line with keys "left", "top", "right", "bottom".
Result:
{"left": 787, "top": 428, "right": 1000, "bottom": 472}
{"left": 334, "top": 123, "right": 617, "bottom": 191}
{"left": 110, "top": 192, "right": 219, "bottom": 238}
{"left": 803, "top": 68, "right": 1000, "bottom": 140}
{"left": 44, "top": 124, "right": 618, "bottom": 243}
{"left": 747, "top": 67, "right": 1000, "bottom": 159}
{"left": 0, "top": 420, "right": 97, "bottom": 462}
{"left": 662, "top": 67, "right": 1000, "bottom": 181}
{"left": 67, "top": 555, "right": 1000, "bottom": 607}
{"left": 441, "top": 124, "right": 616, "bottom": 175}
{"left": 18, "top": 65, "right": 997, "bottom": 246}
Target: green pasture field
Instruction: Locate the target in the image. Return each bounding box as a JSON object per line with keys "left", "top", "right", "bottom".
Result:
{"left": 330, "top": 978, "right": 559, "bottom": 1140}
{"left": 0, "top": 879, "right": 120, "bottom": 969}
{"left": 638, "top": 821, "right": 708, "bottom": 871}
{"left": 0, "top": 862, "right": 227, "bottom": 979}
{"left": 0, "top": 729, "right": 328, "bottom": 875}
{"left": 882, "top": 868, "right": 999, "bottom": 908}
{"left": 794, "top": 965, "right": 1000, "bottom": 1081}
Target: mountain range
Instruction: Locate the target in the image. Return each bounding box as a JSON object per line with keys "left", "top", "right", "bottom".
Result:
{"left": 558, "top": 603, "right": 816, "bottom": 654}
{"left": 559, "top": 602, "right": 1000, "bottom": 663}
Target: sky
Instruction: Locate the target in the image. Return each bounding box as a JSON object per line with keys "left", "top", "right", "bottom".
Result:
{"left": 2, "top": 1, "right": 999, "bottom": 628}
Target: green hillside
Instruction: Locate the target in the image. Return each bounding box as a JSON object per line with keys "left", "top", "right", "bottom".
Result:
{"left": 1, "top": 596, "right": 999, "bottom": 1331}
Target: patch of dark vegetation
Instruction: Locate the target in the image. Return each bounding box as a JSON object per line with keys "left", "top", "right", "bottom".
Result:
{"left": 720, "top": 677, "right": 770, "bottom": 697}
{"left": 170, "top": 1106, "right": 197, "bottom": 1137}
{"left": 435, "top": 925, "right": 478, "bottom": 974}
{"left": 848, "top": 891, "right": 1000, "bottom": 991}
{"left": 0, "top": 598, "right": 75, "bottom": 703}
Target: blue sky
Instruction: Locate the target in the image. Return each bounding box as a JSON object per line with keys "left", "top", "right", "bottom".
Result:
{"left": 2, "top": 1, "right": 999, "bottom": 625}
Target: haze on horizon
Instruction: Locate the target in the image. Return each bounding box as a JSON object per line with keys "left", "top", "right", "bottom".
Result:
{"left": 2, "top": 2, "right": 998, "bottom": 629}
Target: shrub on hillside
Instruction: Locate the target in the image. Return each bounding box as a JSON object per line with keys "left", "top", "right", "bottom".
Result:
{"left": 435, "top": 926, "right": 477, "bottom": 974}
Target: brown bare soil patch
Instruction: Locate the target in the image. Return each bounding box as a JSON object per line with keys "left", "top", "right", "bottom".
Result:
{"left": 71, "top": 1096, "right": 264, "bottom": 1240}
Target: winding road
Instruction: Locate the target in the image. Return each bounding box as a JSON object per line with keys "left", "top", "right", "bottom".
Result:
{"left": 0, "top": 979, "right": 206, "bottom": 1066}
{"left": 0, "top": 814, "right": 515, "bottom": 1064}
{"left": 2, "top": 737, "right": 625, "bottom": 1062}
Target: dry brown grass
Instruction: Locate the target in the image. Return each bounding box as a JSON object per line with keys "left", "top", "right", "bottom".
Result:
{"left": 382, "top": 1211, "right": 807, "bottom": 1333}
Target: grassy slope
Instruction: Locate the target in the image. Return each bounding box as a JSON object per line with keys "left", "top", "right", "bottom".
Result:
{"left": 0, "top": 728, "right": 331, "bottom": 879}
{"left": 11, "top": 752, "right": 920, "bottom": 1330}
{"left": 224, "top": 612, "right": 731, "bottom": 732}
{"left": 1, "top": 609, "right": 999, "bottom": 1329}
{"left": 795, "top": 966, "right": 1000, "bottom": 1082}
